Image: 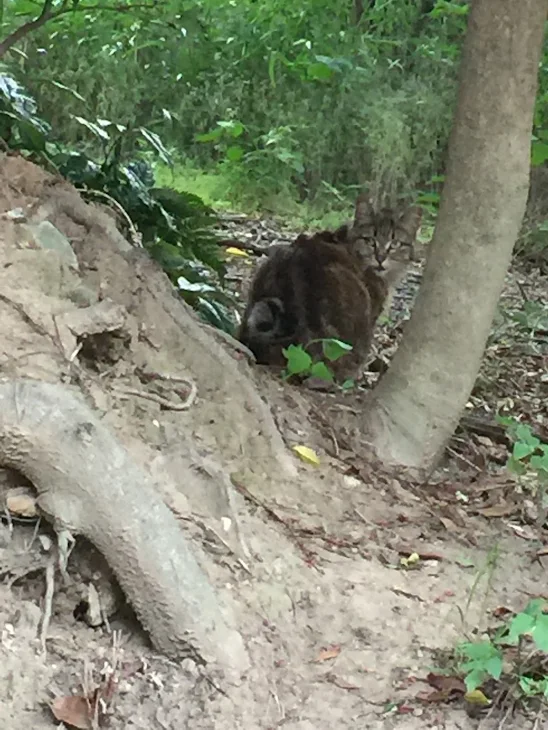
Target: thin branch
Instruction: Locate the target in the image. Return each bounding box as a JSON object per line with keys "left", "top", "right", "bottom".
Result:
{"left": 0, "top": 0, "right": 157, "bottom": 58}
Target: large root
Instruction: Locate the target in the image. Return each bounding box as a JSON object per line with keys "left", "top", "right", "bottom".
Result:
{"left": 0, "top": 378, "right": 249, "bottom": 678}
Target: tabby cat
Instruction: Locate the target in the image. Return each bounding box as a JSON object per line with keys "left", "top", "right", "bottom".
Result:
{"left": 238, "top": 194, "right": 422, "bottom": 381}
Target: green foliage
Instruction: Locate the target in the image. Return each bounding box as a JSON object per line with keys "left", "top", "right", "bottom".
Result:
{"left": 0, "top": 68, "right": 238, "bottom": 333}
{"left": 497, "top": 415, "right": 548, "bottom": 529}
{"left": 497, "top": 416, "right": 548, "bottom": 484}
{"left": 491, "top": 299, "right": 548, "bottom": 354}
{"left": 1, "top": 0, "right": 547, "bottom": 246}
{"left": 3, "top": 0, "right": 469, "bottom": 208}
{"left": 455, "top": 599, "right": 548, "bottom": 702}
{"left": 456, "top": 640, "right": 503, "bottom": 693}
{"left": 0, "top": 69, "right": 50, "bottom": 152}
{"left": 282, "top": 338, "right": 354, "bottom": 389}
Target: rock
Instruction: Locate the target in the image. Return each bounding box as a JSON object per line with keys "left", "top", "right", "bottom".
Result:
{"left": 17, "top": 221, "right": 79, "bottom": 270}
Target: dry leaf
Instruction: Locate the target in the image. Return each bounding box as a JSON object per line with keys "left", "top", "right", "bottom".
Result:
{"left": 292, "top": 445, "right": 320, "bottom": 465}
{"left": 315, "top": 645, "right": 341, "bottom": 662}
{"left": 400, "top": 551, "right": 420, "bottom": 567}
{"left": 5, "top": 487, "right": 38, "bottom": 518}
{"left": 477, "top": 502, "right": 517, "bottom": 518}
{"left": 426, "top": 672, "right": 466, "bottom": 695}
{"left": 438, "top": 516, "right": 460, "bottom": 533}
{"left": 465, "top": 689, "right": 491, "bottom": 706}
{"left": 507, "top": 523, "right": 537, "bottom": 540}
{"left": 51, "top": 695, "right": 95, "bottom": 729}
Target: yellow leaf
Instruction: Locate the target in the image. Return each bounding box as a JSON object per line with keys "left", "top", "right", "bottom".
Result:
{"left": 225, "top": 246, "right": 250, "bottom": 257}
{"left": 292, "top": 445, "right": 320, "bottom": 465}
{"left": 400, "top": 552, "right": 420, "bottom": 568}
{"left": 465, "top": 689, "right": 491, "bottom": 706}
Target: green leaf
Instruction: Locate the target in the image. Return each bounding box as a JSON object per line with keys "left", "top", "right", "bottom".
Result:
{"left": 531, "top": 141, "right": 548, "bottom": 167}
{"left": 71, "top": 115, "right": 110, "bottom": 141}
{"left": 268, "top": 52, "right": 277, "bottom": 88}
{"left": 484, "top": 655, "right": 502, "bottom": 681}
{"left": 532, "top": 614, "right": 548, "bottom": 652}
{"left": 530, "top": 455, "right": 548, "bottom": 473}
{"left": 513, "top": 441, "right": 537, "bottom": 460}
{"left": 227, "top": 121, "right": 244, "bottom": 138}
{"left": 464, "top": 668, "right": 486, "bottom": 693}
{"left": 16, "top": 119, "right": 47, "bottom": 151}
{"left": 226, "top": 145, "right": 244, "bottom": 162}
{"left": 139, "top": 127, "right": 172, "bottom": 166}
{"left": 430, "top": 1, "right": 470, "bottom": 17}
{"left": 514, "top": 423, "right": 539, "bottom": 446}
{"left": 306, "top": 62, "right": 333, "bottom": 81}
{"left": 322, "top": 338, "right": 353, "bottom": 362}
{"left": 282, "top": 344, "right": 313, "bottom": 375}
{"left": 506, "top": 612, "right": 535, "bottom": 644}
{"left": 524, "top": 598, "right": 547, "bottom": 616}
{"left": 309, "top": 361, "right": 334, "bottom": 383}
{"left": 214, "top": 120, "right": 245, "bottom": 138}
{"left": 177, "top": 276, "right": 216, "bottom": 293}
{"left": 459, "top": 640, "right": 497, "bottom": 661}
{"left": 47, "top": 79, "right": 85, "bottom": 103}
{"left": 195, "top": 128, "right": 223, "bottom": 143}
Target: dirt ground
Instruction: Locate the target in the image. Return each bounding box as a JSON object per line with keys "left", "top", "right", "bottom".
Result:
{"left": 0, "top": 153, "right": 547, "bottom": 730}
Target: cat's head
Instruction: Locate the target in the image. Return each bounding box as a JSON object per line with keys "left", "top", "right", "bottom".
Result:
{"left": 348, "top": 193, "right": 423, "bottom": 276}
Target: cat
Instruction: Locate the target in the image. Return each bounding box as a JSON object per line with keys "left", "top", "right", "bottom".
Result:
{"left": 333, "top": 194, "right": 423, "bottom": 315}
{"left": 237, "top": 194, "right": 422, "bottom": 382}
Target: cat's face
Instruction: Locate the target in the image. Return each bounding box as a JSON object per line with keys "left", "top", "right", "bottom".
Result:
{"left": 349, "top": 195, "right": 423, "bottom": 276}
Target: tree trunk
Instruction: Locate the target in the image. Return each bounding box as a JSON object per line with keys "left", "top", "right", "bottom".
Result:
{"left": 362, "top": 0, "right": 547, "bottom": 471}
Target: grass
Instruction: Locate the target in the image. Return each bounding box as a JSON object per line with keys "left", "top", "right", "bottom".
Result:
{"left": 154, "top": 160, "right": 352, "bottom": 231}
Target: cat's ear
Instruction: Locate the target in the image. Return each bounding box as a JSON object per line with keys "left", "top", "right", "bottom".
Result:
{"left": 396, "top": 206, "right": 422, "bottom": 244}
{"left": 354, "top": 193, "right": 375, "bottom": 228}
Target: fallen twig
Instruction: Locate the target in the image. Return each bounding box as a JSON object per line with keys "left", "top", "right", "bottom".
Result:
{"left": 39, "top": 555, "right": 55, "bottom": 654}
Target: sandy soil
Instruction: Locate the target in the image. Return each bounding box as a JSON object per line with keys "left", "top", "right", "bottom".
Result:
{"left": 0, "top": 153, "right": 546, "bottom": 730}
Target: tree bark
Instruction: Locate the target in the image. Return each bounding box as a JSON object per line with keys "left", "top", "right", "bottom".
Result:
{"left": 362, "top": 0, "right": 547, "bottom": 471}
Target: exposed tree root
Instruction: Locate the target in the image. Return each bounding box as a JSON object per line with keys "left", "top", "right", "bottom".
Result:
{"left": 0, "top": 378, "right": 249, "bottom": 679}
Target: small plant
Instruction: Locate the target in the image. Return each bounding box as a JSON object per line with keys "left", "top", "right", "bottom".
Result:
{"left": 497, "top": 415, "right": 548, "bottom": 525}
{"left": 282, "top": 338, "right": 354, "bottom": 389}
{"left": 454, "top": 598, "right": 548, "bottom": 704}
{"left": 195, "top": 119, "right": 246, "bottom": 164}
{"left": 498, "top": 417, "right": 548, "bottom": 480}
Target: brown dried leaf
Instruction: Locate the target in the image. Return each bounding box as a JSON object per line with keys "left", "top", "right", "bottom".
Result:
{"left": 315, "top": 645, "right": 341, "bottom": 662}
{"left": 477, "top": 502, "right": 517, "bottom": 518}
{"left": 417, "top": 689, "right": 451, "bottom": 703}
{"left": 425, "top": 672, "right": 466, "bottom": 698}
{"left": 51, "top": 695, "right": 95, "bottom": 729}
{"left": 438, "top": 516, "right": 460, "bottom": 533}
{"left": 5, "top": 488, "right": 38, "bottom": 517}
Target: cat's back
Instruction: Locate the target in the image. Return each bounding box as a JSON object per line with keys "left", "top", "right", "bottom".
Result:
{"left": 247, "top": 230, "right": 363, "bottom": 307}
